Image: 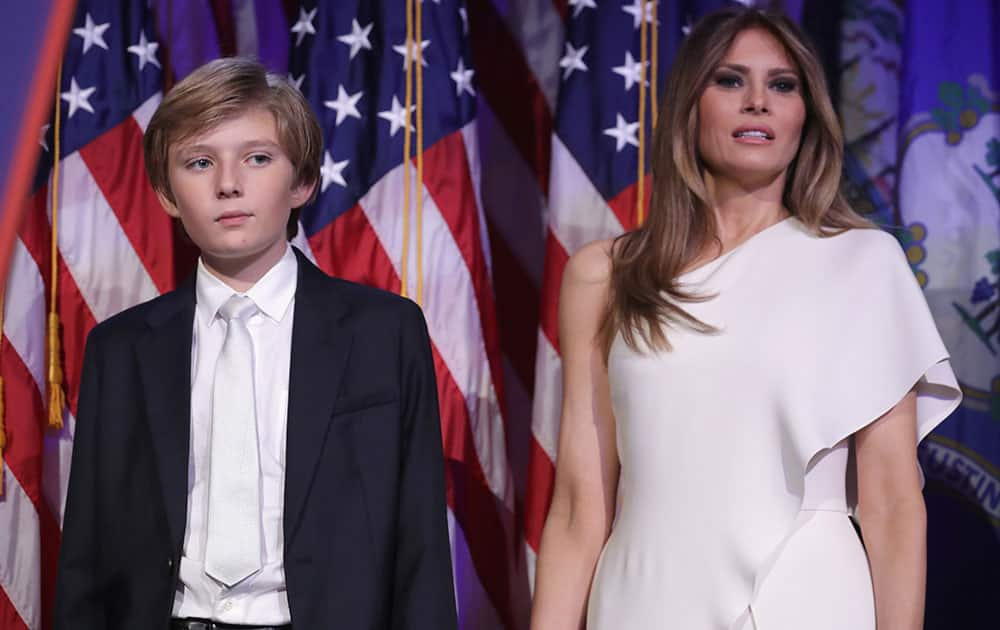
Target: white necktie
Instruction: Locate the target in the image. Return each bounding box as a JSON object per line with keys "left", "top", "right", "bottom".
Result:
{"left": 204, "top": 295, "right": 262, "bottom": 587}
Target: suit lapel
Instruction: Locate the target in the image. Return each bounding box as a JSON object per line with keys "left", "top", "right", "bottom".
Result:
{"left": 137, "top": 276, "right": 196, "bottom": 552}
{"left": 284, "top": 251, "right": 353, "bottom": 540}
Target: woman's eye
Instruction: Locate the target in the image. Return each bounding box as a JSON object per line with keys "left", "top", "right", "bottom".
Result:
{"left": 248, "top": 154, "right": 272, "bottom": 166}
{"left": 714, "top": 74, "right": 742, "bottom": 88}
{"left": 771, "top": 79, "right": 798, "bottom": 93}
{"left": 186, "top": 158, "right": 212, "bottom": 170}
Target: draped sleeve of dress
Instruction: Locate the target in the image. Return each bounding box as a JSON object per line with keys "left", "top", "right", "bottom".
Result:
{"left": 586, "top": 217, "right": 961, "bottom": 630}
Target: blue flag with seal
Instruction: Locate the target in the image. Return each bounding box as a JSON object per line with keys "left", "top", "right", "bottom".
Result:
{"left": 895, "top": 1, "right": 1000, "bottom": 626}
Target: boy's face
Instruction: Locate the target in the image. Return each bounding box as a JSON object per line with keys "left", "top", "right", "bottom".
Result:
{"left": 159, "top": 107, "right": 314, "bottom": 271}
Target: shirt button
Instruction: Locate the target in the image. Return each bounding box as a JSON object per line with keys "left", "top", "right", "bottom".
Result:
{"left": 221, "top": 600, "right": 233, "bottom": 612}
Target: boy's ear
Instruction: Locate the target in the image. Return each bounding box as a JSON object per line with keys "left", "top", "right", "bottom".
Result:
{"left": 290, "top": 179, "right": 318, "bottom": 209}
{"left": 155, "top": 190, "right": 182, "bottom": 218}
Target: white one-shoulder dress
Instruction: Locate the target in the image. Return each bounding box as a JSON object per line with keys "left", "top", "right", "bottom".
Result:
{"left": 586, "top": 217, "right": 962, "bottom": 629}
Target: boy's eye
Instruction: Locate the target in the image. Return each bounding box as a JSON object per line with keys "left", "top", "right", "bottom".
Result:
{"left": 770, "top": 78, "right": 798, "bottom": 93}
{"left": 714, "top": 73, "right": 742, "bottom": 88}
{"left": 186, "top": 158, "right": 212, "bottom": 170}
{"left": 247, "top": 154, "right": 272, "bottom": 166}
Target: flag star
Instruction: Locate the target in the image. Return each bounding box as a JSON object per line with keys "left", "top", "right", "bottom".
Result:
{"left": 459, "top": 8, "right": 468, "bottom": 34}
{"left": 682, "top": 15, "right": 694, "bottom": 36}
{"left": 559, "top": 42, "right": 589, "bottom": 80}
{"left": 337, "top": 19, "right": 373, "bottom": 59}
{"left": 378, "top": 96, "right": 415, "bottom": 137}
{"left": 61, "top": 77, "right": 97, "bottom": 119}
{"left": 39, "top": 124, "right": 50, "bottom": 151}
{"left": 289, "top": 73, "right": 304, "bottom": 91}
{"left": 73, "top": 13, "right": 110, "bottom": 54}
{"left": 568, "top": 0, "right": 597, "bottom": 18}
{"left": 612, "top": 51, "right": 648, "bottom": 91}
{"left": 320, "top": 152, "right": 349, "bottom": 192}
{"left": 291, "top": 7, "right": 317, "bottom": 46}
{"left": 604, "top": 113, "right": 640, "bottom": 152}
{"left": 392, "top": 39, "right": 431, "bottom": 69}
{"left": 323, "top": 85, "right": 364, "bottom": 125}
{"left": 450, "top": 58, "right": 476, "bottom": 97}
{"left": 127, "top": 31, "right": 160, "bottom": 70}
{"left": 622, "top": 0, "right": 657, "bottom": 29}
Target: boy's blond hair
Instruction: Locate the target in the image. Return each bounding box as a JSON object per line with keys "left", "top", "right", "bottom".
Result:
{"left": 143, "top": 57, "right": 322, "bottom": 236}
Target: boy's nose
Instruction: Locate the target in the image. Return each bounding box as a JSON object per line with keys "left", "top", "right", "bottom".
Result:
{"left": 216, "top": 165, "right": 243, "bottom": 199}
{"left": 216, "top": 184, "right": 242, "bottom": 199}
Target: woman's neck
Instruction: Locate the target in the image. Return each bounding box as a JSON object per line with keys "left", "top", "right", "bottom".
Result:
{"left": 704, "top": 170, "right": 790, "bottom": 251}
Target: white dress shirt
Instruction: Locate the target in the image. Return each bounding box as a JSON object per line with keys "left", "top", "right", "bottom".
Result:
{"left": 172, "top": 246, "right": 297, "bottom": 624}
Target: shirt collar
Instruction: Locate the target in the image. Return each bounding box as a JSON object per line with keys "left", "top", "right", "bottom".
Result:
{"left": 195, "top": 245, "right": 298, "bottom": 326}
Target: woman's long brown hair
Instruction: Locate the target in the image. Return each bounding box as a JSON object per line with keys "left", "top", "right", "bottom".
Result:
{"left": 599, "top": 7, "right": 871, "bottom": 357}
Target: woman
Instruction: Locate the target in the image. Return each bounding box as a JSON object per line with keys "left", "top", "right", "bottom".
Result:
{"left": 530, "top": 7, "right": 960, "bottom": 630}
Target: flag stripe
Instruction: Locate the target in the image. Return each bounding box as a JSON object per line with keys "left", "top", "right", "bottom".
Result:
{"left": 529, "top": 334, "right": 561, "bottom": 464}
{"left": 0, "top": 349, "right": 46, "bottom": 630}
{"left": 421, "top": 131, "right": 508, "bottom": 423}
{"left": 55, "top": 152, "right": 161, "bottom": 323}
{"left": 307, "top": 206, "right": 402, "bottom": 293}
{"left": 0, "top": 468, "right": 39, "bottom": 630}
{"left": 2, "top": 314, "right": 65, "bottom": 630}
{"left": 524, "top": 435, "right": 556, "bottom": 551}
{"left": 486, "top": 218, "right": 539, "bottom": 394}
{"left": 0, "top": 585, "right": 31, "bottom": 630}
{"left": 435, "top": 347, "right": 517, "bottom": 630}
{"left": 605, "top": 177, "right": 647, "bottom": 234}
{"left": 469, "top": 0, "right": 553, "bottom": 194}
{"left": 538, "top": 232, "right": 568, "bottom": 356}
{"left": 494, "top": 0, "right": 564, "bottom": 111}
{"left": 78, "top": 110, "right": 175, "bottom": 294}
{"left": 55, "top": 258, "right": 98, "bottom": 415}
{"left": 15, "top": 192, "right": 52, "bottom": 301}
{"left": 4, "top": 239, "right": 48, "bottom": 392}
{"left": 548, "top": 137, "right": 624, "bottom": 253}
{"left": 2, "top": 342, "right": 46, "bottom": 511}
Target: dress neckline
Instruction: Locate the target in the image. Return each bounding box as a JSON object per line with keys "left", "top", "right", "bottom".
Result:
{"left": 677, "top": 215, "right": 798, "bottom": 282}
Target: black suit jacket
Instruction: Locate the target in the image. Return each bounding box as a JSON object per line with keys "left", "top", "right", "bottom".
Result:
{"left": 53, "top": 249, "right": 458, "bottom": 629}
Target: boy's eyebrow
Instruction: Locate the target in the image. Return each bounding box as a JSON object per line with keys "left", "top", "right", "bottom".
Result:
{"left": 174, "top": 139, "right": 283, "bottom": 156}
{"left": 716, "top": 62, "right": 799, "bottom": 77}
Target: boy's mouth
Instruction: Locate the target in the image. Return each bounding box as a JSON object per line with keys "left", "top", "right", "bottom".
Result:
{"left": 216, "top": 211, "right": 253, "bottom": 226}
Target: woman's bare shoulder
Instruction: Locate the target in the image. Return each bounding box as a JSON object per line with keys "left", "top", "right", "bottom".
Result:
{"left": 564, "top": 238, "right": 616, "bottom": 288}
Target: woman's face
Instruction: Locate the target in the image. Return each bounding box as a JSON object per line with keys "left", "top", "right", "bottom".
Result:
{"left": 696, "top": 28, "right": 806, "bottom": 189}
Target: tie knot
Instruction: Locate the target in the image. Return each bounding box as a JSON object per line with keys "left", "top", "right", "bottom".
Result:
{"left": 218, "top": 294, "right": 258, "bottom": 323}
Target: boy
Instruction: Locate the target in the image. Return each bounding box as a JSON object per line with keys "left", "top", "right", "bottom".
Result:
{"left": 54, "top": 57, "right": 458, "bottom": 629}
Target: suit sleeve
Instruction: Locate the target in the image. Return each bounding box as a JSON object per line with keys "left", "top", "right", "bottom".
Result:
{"left": 391, "top": 301, "right": 458, "bottom": 630}
{"left": 53, "top": 328, "right": 107, "bottom": 629}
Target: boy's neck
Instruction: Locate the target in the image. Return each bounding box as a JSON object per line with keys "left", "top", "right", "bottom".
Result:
{"left": 200, "top": 242, "right": 289, "bottom": 293}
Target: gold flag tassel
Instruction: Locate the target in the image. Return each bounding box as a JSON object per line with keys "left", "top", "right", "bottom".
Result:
{"left": 650, "top": 0, "right": 659, "bottom": 131}
{"left": 401, "top": 0, "right": 414, "bottom": 299}
{"left": 48, "top": 313, "right": 65, "bottom": 430}
{"left": 48, "top": 61, "right": 66, "bottom": 430}
{"left": 637, "top": 0, "right": 649, "bottom": 226}
{"left": 414, "top": 0, "right": 424, "bottom": 307}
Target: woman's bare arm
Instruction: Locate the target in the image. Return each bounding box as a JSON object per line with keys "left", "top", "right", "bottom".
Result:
{"left": 855, "top": 389, "right": 926, "bottom": 630}
{"left": 530, "top": 240, "right": 620, "bottom": 630}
